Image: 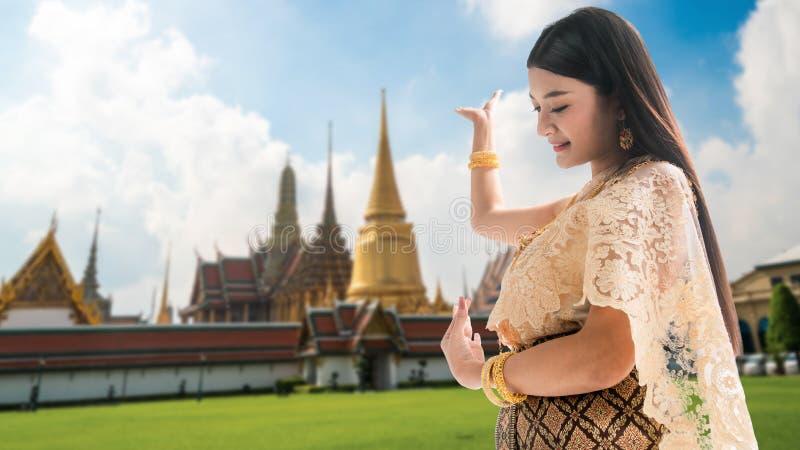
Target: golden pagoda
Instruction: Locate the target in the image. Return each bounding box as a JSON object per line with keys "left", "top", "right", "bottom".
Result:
{"left": 346, "top": 89, "right": 429, "bottom": 313}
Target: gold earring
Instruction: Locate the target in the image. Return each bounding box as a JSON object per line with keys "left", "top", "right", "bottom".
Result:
{"left": 619, "top": 117, "right": 633, "bottom": 151}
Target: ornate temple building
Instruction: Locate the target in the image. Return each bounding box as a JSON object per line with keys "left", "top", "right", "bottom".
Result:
{"left": 180, "top": 91, "right": 451, "bottom": 324}
{"left": 179, "top": 122, "right": 352, "bottom": 324}
{"left": 346, "top": 90, "right": 431, "bottom": 314}
{"left": 269, "top": 122, "right": 353, "bottom": 321}
{"left": 0, "top": 211, "right": 141, "bottom": 327}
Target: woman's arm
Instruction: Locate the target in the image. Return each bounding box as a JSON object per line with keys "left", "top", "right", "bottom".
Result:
{"left": 458, "top": 91, "right": 573, "bottom": 246}
{"left": 470, "top": 178, "right": 573, "bottom": 246}
{"left": 499, "top": 304, "right": 636, "bottom": 396}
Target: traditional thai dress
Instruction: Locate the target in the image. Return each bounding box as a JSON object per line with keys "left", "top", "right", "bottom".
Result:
{"left": 487, "top": 154, "right": 758, "bottom": 449}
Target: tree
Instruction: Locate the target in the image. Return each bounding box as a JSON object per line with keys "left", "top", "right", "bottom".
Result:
{"left": 765, "top": 282, "right": 800, "bottom": 375}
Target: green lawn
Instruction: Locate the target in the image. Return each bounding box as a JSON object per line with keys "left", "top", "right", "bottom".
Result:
{"left": 0, "top": 376, "right": 797, "bottom": 449}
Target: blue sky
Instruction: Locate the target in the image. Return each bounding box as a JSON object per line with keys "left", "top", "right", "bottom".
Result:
{"left": 0, "top": 0, "right": 756, "bottom": 162}
{"left": 0, "top": 0, "right": 796, "bottom": 317}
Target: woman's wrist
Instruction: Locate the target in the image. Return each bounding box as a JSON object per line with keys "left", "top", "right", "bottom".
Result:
{"left": 471, "top": 123, "right": 491, "bottom": 153}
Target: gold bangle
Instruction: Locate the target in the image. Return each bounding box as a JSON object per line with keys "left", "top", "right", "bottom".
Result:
{"left": 468, "top": 151, "right": 499, "bottom": 170}
{"left": 492, "top": 352, "right": 526, "bottom": 404}
{"left": 468, "top": 160, "right": 500, "bottom": 170}
{"left": 470, "top": 150, "right": 497, "bottom": 157}
{"left": 481, "top": 356, "right": 513, "bottom": 407}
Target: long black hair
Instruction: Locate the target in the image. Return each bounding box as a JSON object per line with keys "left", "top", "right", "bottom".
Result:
{"left": 528, "top": 6, "right": 743, "bottom": 356}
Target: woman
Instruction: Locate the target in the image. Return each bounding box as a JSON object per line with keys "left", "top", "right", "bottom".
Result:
{"left": 440, "top": 6, "right": 758, "bottom": 450}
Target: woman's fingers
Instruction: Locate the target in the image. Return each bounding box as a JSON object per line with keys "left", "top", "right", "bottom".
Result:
{"left": 483, "top": 89, "right": 503, "bottom": 110}
{"left": 461, "top": 297, "right": 473, "bottom": 339}
{"left": 440, "top": 301, "right": 458, "bottom": 348}
{"left": 456, "top": 90, "right": 501, "bottom": 121}
{"left": 454, "top": 107, "right": 484, "bottom": 122}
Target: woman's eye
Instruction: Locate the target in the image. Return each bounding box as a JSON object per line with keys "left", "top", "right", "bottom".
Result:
{"left": 531, "top": 105, "right": 568, "bottom": 113}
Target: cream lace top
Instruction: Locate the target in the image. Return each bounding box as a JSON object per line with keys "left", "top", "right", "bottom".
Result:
{"left": 486, "top": 154, "right": 758, "bottom": 449}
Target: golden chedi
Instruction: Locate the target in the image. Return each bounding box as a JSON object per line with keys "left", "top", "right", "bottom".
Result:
{"left": 346, "top": 89, "right": 429, "bottom": 314}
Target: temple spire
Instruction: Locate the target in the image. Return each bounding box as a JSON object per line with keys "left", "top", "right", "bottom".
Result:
{"left": 156, "top": 242, "right": 172, "bottom": 324}
{"left": 322, "top": 120, "right": 338, "bottom": 227}
{"left": 273, "top": 152, "right": 300, "bottom": 245}
{"left": 49, "top": 209, "right": 58, "bottom": 234}
{"left": 431, "top": 276, "right": 449, "bottom": 313}
{"left": 82, "top": 208, "right": 101, "bottom": 301}
{"left": 364, "top": 88, "right": 405, "bottom": 222}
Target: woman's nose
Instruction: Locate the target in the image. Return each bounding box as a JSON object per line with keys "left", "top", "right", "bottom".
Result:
{"left": 536, "top": 112, "right": 554, "bottom": 137}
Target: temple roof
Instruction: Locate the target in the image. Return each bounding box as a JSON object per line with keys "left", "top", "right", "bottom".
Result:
{"left": 0, "top": 224, "right": 101, "bottom": 325}
{"left": 298, "top": 299, "right": 498, "bottom": 357}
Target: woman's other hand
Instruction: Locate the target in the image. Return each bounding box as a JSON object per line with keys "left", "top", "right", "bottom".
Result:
{"left": 440, "top": 296, "right": 485, "bottom": 390}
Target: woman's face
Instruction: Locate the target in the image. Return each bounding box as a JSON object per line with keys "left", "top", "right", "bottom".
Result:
{"left": 527, "top": 67, "right": 622, "bottom": 169}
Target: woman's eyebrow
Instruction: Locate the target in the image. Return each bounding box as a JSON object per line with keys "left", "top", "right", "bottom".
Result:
{"left": 529, "top": 90, "right": 571, "bottom": 101}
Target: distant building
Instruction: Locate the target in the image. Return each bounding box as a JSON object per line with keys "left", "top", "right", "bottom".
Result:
{"left": 732, "top": 244, "right": 800, "bottom": 353}
{"left": 0, "top": 211, "right": 142, "bottom": 328}
{"left": 179, "top": 123, "right": 352, "bottom": 324}
{"left": 298, "top": 298, "right": 494, "bottom": 390}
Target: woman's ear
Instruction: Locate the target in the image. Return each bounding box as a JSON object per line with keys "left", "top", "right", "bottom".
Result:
{"left": 609, "top": 94, "right": 624, "bottom": 120}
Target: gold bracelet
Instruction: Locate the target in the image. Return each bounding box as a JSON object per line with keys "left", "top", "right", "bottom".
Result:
{"left": 468, "top": 151, "right": 499, "bottom": 170}
{"left": 469, "top": 151, "right": 498, "bottom": 162}
{"left": 470, "top": 150, "right": 497, "bottom": 157}
{"left": 481, "top": 355, "right": 513, "bottom": 407}
{"left": 492, "top": 351, "right": 527, "bottom": 404}
{"left": 469, "top": 160, "right": 499, "bottom": 170}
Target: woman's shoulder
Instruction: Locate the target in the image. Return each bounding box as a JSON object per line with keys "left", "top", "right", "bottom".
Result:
{"left": 596, "top": 156, "right": 695, "bottom": 212}
{"left": 606, "top": 157, "right": 690, "bottom": 195}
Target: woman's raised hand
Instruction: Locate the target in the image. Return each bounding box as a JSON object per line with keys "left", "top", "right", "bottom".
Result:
{"left": 455, "top": 89, "right": 502, "bottom": 152}
{"left": 455, "top": 89, "right": 502, "bottom": 125}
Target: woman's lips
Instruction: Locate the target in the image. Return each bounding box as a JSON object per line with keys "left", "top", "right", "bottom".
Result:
{"left": 553, "top": 142, "right": 570, "bottom": 152}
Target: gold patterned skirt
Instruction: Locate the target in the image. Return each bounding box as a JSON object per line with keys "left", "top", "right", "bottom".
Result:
{"left": 494, "top": 329, "right": 667, "bottom": 450}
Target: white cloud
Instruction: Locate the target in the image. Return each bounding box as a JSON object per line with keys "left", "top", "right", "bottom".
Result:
{"left": 462, "top": 0, "right": 607, "bottom": 42}
{"left": 0, "top": 0, "right": 292, "bottom": 316}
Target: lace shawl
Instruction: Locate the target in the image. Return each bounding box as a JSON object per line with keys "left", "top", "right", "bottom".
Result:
{"left": 485, "top": 156, "right": 654, "bottom": 350}
{"left": 579, "top": 160, "right": 758, "bottom": 448}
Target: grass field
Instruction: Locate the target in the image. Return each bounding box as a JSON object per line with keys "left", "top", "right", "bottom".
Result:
{"left": 0, "top": 376, "right": 798, "bottom": 449}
